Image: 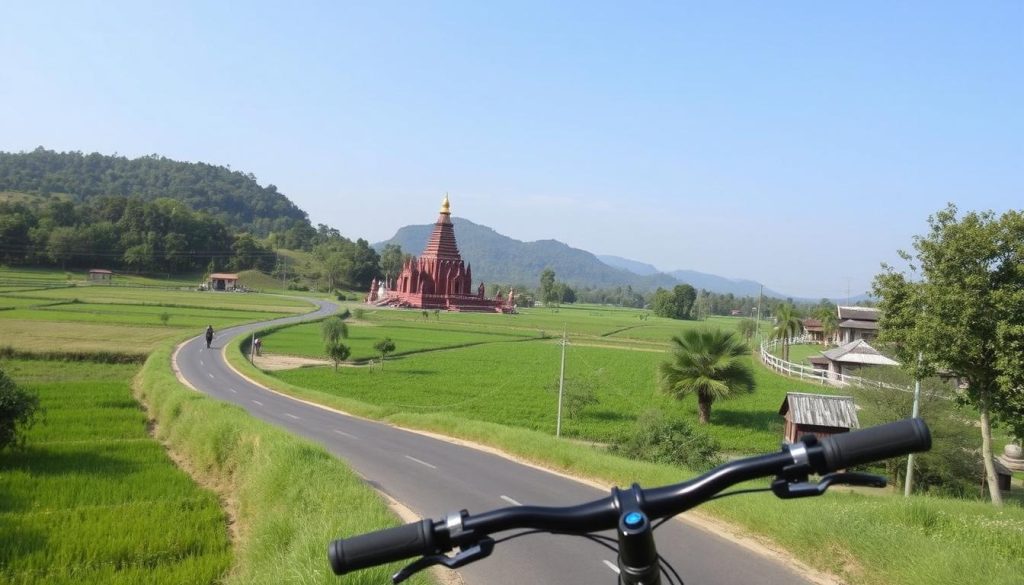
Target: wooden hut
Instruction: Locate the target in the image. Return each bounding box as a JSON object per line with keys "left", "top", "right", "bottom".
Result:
{"left": 779, "top": 392, "right": 859, "bottom": 444}
{"left": 88, "top": 269, "right": 113, "bottom": 282}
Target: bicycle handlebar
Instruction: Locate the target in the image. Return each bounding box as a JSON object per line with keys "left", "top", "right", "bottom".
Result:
{"left": 329, "top": 418, "right": 931, "bottom": 577}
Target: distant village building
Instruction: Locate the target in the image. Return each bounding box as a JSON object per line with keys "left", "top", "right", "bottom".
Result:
{"left": 807, "top": 339, "right": 900, "bottom": 382}
{"left": 779, "top": 392, "right": 860, "bottom": 444}
{"left": 836, "top": 306, "right": 880, "bottom": 344}
{"left": 88, "top": 269, "right": 113, "bottom": 282}
{"left": 367, "top": 196, "right": 514, "bottom": 313}
{"left": 208, "top": 273, "right": 240, "bottom": 291}
{"left": 802, "top": 317, "right": 825, "bottom": 344}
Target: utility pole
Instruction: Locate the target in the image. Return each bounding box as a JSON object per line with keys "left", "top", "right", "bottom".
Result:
{"left": 556, "top": 327, "right": 567, "bottom": 437}
{"left": 904, "top": 351, "right": 923, "bottom": 496}
{"left": 755, "top": 284, "right": 763, "bottom": 342}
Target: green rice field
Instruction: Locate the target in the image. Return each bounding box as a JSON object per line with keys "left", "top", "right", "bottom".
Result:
{"left": 266, "top": 306, "right": 832, "bottom": 453}
{"left": 0, "top": 359, "right": 231, "bottom": 585}
{"left": 0, "top": 283, "right": 314, "bottom": 354}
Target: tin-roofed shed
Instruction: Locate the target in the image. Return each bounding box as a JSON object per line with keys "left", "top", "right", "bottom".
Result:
{"left": 779, "top": 392, "right": 860, "bottom": 444}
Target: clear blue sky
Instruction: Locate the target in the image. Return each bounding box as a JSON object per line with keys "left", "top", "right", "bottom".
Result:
{"left": 2, "top": 2, "right": 1021, "bottom": 299}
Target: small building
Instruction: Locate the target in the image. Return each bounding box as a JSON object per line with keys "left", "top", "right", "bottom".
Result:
{"left": 991, "top": 458, "right": 1013, "bottom": 492}
{"left": 88, "top": 269, "right": 113, "bottom": 282}
{"left": 802, "top": 318, "right": 825, "bottom": 344}
{"left": 836, "top": 306, "right": 880, "bottom": 344}
{"left": 208, "top": 273, "right": 240, "bottom": 291}
{"left": 779, "top": 392, "right": 860, "bottom": 444}
{"left": 819, "top": 339, "right": 899, "bottom": 381}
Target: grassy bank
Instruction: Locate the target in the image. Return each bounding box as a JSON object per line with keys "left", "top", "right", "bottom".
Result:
{"left": 0, "top": 359, "right": 231, "bottom": 585}
{"left": 229, "top": 339, "right": 1024, "bottom": 585}
{"left": 135, "top": 344, "right": 431, "bottom": 585}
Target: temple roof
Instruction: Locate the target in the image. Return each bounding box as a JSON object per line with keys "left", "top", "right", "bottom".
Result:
{"left": 421, "top": 195, "right": 462, "bottom": 261}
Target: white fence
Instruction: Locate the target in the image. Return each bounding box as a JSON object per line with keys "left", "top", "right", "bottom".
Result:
{"left": 758, "top": 336, "right": 917, "bottom": 396}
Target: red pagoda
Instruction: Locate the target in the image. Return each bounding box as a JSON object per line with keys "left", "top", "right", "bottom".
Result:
{"left": 367, "top": 196, "right": 514, "bottom": 313}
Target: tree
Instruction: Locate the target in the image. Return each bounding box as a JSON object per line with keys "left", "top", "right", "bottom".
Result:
{"left": 0, "top": 366, "right": 41, "bottom": 451}
{"left": 321, "top": 315, "right": 349, "bottom": 346}
{"left": 651, "top": 285, "right": 698, "bottom": 320}
{"left": 771, "top": 303, "right": 803, "bottom": 361}
{"left": 736, "top": 318, "right": 757, "bottom": 346}
{"left": 373, "top": 338, "right": 396, "bottom": 369}
{"left": 813, "top": 304, "right": 839, "bottom": 345}
{"left": 852, "top": 368, "right": 980, "bottom": 496}
{"left": 539, "top": 268, "right": 557, "bottom": 306}
{"left": 658, "top": 328, "right": 756, "bottom": 424}
{"left": 379, "top": 244, "right": 405, "bottom": 280}
{"left": 325, "top": 341, "right": 351, "bottom": 372}
{"left": 873, "top": 204, "right": 1024, "bottom": 506}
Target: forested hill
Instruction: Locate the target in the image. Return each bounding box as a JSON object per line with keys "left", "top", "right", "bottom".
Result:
{"left": 0, "top": 148, "right": 308, "bottom": 236}
{"left": 376, "top": 217, "right": 680, "bottom": 292}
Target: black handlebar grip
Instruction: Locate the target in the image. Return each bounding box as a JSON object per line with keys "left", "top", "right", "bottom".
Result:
{"left": 328, "top": 519, "right": 437, "bottom": 575}
{"left": 818, "top": 418, "right": 931, "bottom": 472}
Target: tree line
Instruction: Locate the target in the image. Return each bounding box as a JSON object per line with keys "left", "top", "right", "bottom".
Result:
{"left": 0, "top": 148, "right": 308, "bottom": 237}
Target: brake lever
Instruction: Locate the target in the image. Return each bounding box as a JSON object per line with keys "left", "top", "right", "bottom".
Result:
{"left": 771, "top": 472, "right": 887, "bottom": 499}
{"left": 392, "top": 538, "right": 495, "bottom": 584}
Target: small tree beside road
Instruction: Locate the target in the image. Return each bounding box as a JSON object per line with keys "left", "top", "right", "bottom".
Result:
{"left": 373, "top": 338, "right": 396, "bottom": 369}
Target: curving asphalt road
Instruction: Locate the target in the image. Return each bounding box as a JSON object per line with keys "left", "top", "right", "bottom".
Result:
{"left": 173, "top": 297, "right": 815, "bottom": 585}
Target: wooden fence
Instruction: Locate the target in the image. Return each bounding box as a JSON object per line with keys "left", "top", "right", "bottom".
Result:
{"left": 758, "top": 336, "right": 918, "bottom": 396}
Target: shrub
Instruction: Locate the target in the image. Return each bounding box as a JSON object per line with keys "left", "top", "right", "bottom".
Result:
{"left": 0, "top": 366, "right": 42, "bottom": 450}
{"left": 612, "top": 410, "right": 723, "bottom": 471}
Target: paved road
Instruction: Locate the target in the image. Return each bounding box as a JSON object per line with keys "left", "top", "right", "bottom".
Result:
{"left": 174, "top": 298, "right": 814, "bottom": 585}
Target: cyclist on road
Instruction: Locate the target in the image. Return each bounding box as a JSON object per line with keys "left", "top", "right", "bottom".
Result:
{"left": 205, "top": 325, "right": 214, "bottom": 348}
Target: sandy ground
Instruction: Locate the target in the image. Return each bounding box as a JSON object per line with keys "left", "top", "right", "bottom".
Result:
{"left": 252, "top": 353, "right": 331, "bottom": 370}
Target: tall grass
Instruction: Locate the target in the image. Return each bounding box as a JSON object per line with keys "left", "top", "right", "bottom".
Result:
{"left": 134, "top": 345, "right": 431, "bottom": 585}
{"left": 0, "top": 359, "right": 231, "bottom": 585}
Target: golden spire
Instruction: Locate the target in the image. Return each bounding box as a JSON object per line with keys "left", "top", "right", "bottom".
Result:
{"left": 440, "top": 193, "right": 451, "bottom": 215}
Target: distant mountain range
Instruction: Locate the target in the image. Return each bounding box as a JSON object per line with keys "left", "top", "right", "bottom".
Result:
{"left": 375, "top": 217, "right": 793, "bottom": 298}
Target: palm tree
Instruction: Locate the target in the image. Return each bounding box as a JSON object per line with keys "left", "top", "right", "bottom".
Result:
{"left": 771, "top": 303, "right": 803, "bottom": 361}
{"left": 814, "top": 306, "right": 839, "bottom": 346}
{"left": 659, "top": 328, "right": 756, "bottom": 424}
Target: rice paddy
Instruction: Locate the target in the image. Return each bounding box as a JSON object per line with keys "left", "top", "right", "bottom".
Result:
{"left": 0, "top": 359, "right": 232, "bottom": 585}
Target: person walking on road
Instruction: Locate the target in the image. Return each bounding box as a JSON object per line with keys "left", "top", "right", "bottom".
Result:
{"left": 205, "top": 325, "right": 214, "bottom": 349}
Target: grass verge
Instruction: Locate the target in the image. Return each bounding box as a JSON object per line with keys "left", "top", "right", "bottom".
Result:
{"left": 135, "top": 343, "right": 431, "bottom": 585}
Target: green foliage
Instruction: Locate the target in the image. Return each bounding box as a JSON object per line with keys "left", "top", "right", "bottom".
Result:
{"left": 0, "top": 148, "right": 308, "bottom": 237}
{"left": 659, "top": 328, "right": 756, "bottom": 424}
{"left": 0, "top": 366, "right": 41, "bottom": 450}
{"left": 611, "top": 409, "right": 723, "bottom": 471}
{"left": 320, "top": 315, "right": 349, "bottom": 346}
{"left": 736, "top": 318, "right": 757, "bottom": 344}
{"left": 325, "top": 342, "right": 351, "bottom": 371}
{"left": 373, "top": 338, "right": 396, "bottom": 368}
{"left": 314, "top": 234, "right": 380, "bottom": 291}
{"left": 651, "top": 284, "right": 697, "bottom": 320}
{"left": 873, "top": 203, "right": 1024, "bottom": 504}
{"left": 378, "top": 243, "right": 406, "bottom": 280}
{"left": 853, "top": 368, "right": 981, "bottom": 497}
{"left": 0, "top": 359, "right": 230, "bottom": 583}
{"left": 159, "top": 311, "right": 170, "bottom": 325}
{"left": 547, "top": 370, "right": 601, "bottom": 423}
{"left": 137, "top": 346, "right": 429, "bottom": 585}
{"left": 770, "top": 303, "right": 803, "bottom": 361}
{"left": 539, "top": 268, "right": 557, "bottom": 305}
